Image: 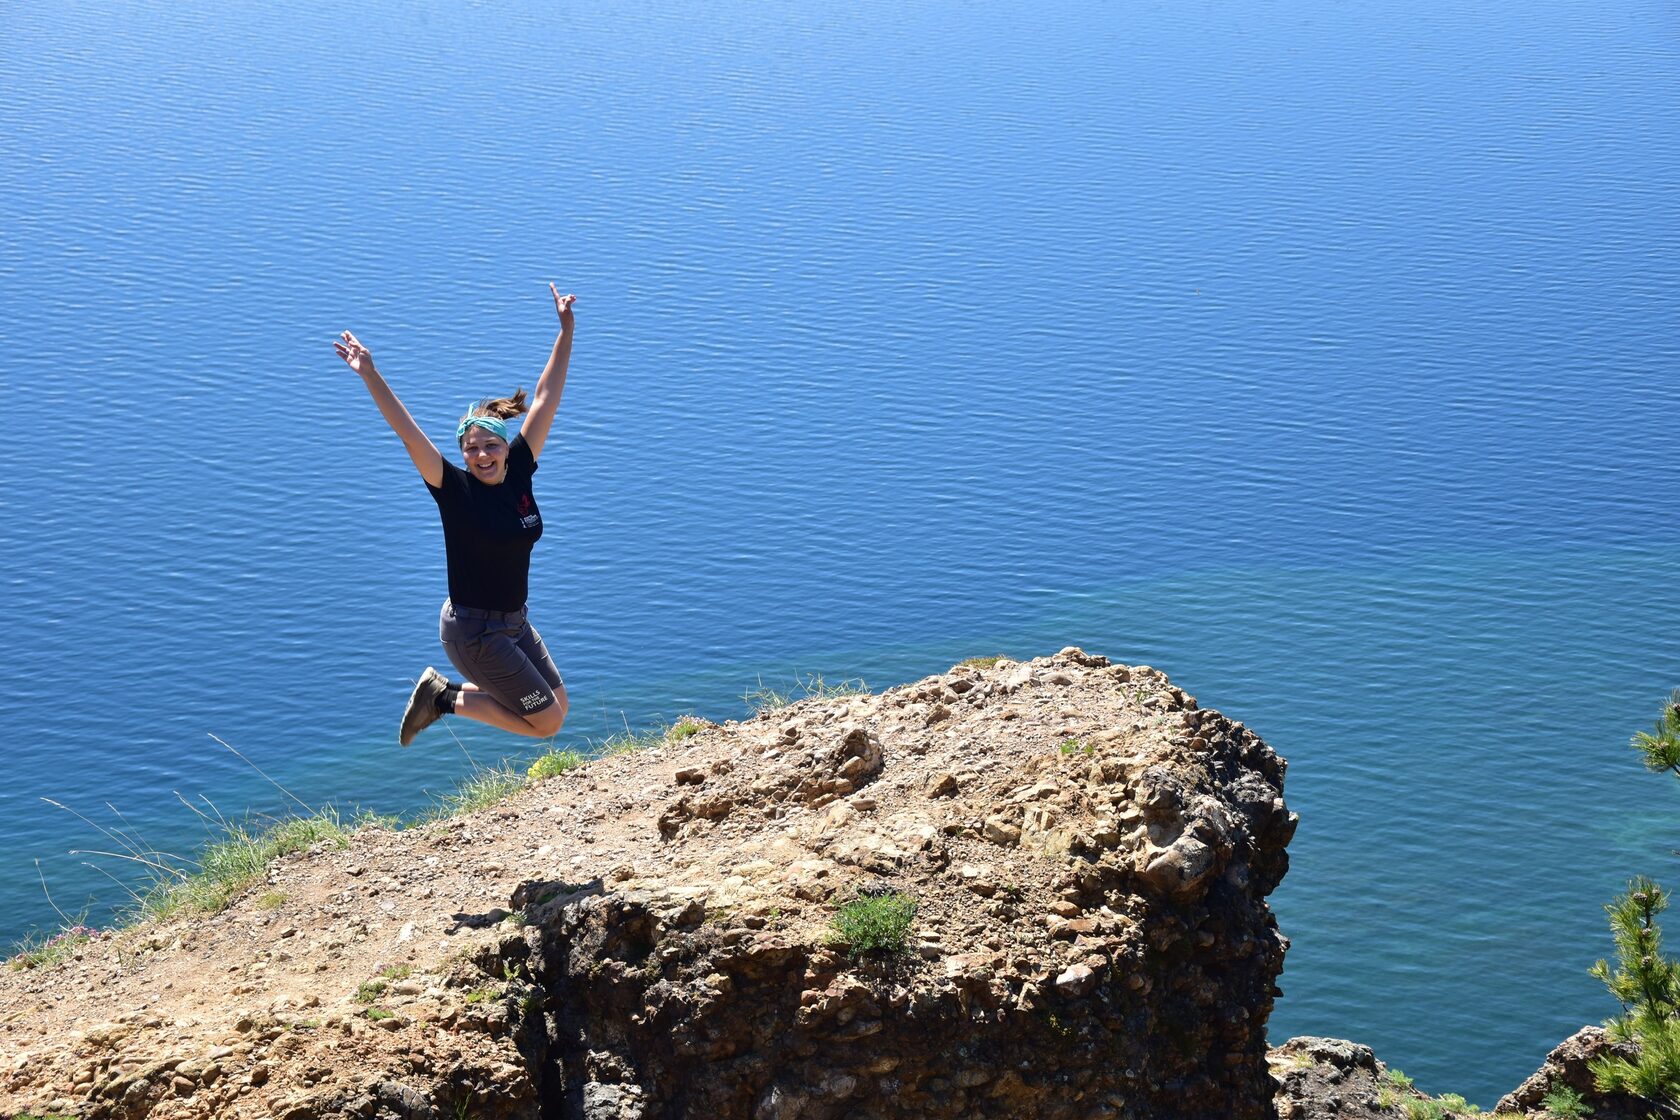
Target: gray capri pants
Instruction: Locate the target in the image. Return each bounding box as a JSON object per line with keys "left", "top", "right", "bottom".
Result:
{"left": 439, "top": 600, "right": 563, "bottom": 717}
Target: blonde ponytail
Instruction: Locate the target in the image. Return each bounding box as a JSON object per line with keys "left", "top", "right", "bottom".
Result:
{"left": 460, "top": 387, "right": 528, "bottom": 426}
{"left": 455, "top": 388, "right": 529, "bottom": 444}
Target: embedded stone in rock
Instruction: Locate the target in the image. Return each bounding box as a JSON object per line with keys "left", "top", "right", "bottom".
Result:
{"left": 983, "top": 814, "right": 1022, "bottom": 846}
{"left": 1140, "top": 835, "right": 1218, "bottom": 897}
{"left": 1055, "top": 963, "right": 1096, "bottom": 995}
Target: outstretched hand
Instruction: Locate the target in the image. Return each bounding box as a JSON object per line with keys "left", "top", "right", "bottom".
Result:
{"left": 334, "top": 330, "right": 375, "bottom": 377}
{"left": 550, "top": 284, "right": 576, "bottom": 330}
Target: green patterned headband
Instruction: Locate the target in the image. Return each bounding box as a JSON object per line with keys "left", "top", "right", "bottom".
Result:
{"left": 456, "top": 414, "right": 509, "bottom": 443}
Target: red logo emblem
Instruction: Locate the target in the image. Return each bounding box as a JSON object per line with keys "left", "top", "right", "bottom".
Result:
{"left": 517, "top": 494, "right": 532, "bottom": 516}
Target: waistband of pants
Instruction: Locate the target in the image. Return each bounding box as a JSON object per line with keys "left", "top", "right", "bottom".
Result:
{"left": 444, "top": 599, "right": 527, "bottom": 623}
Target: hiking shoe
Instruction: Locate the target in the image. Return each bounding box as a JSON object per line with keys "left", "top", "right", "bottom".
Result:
{"left": 399, "top": 667, "right": 449, "bottom": 747}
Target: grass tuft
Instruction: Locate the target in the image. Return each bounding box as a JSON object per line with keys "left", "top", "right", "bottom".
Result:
{"left": 828, "top": 891, "right": 917, "bottom": 957}
{"left": 21, "top": 772, "right": 394, "bottom": 962}
{"left": 600, "top": 725, "right": 668, "bottom": 756}
{"left": 428, "top": 763, "right": 527, "bottom": 820}
{"left": 142, "top": 811, "right": 353, "bottom": 921}
{"left": 959, "top": 655, "right": 1009, "bottom": 669}
{"left": 7, "top": 924, "right": 102, "bottom": 971}
{"left": 528, "top": 716, "right": 708, "bottom": 781}
{"left": 593, "top": 715, "right": 705, "bottom": 757}
{"left": 745, "top": 673, "right": 870, "bottom": 715}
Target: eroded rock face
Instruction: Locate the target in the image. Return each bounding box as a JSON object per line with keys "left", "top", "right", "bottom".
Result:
{"left": 511, "top": 649, "right": 1294, "bottom": 1120}
{"left": 0, "top": 649, "right": 1294, "bottom": 1120}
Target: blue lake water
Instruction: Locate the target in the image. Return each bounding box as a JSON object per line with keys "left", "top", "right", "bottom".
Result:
{"left": 3, "top": 0, "right": 1679, "bottom": 1105}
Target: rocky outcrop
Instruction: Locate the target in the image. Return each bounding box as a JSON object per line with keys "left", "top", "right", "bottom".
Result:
{"left": 1270, "top": 1029, "right": 1668, "bottom": 1120}
{"left": 0, "top": 649, "right": 1295, "bottom": 1119}
{"left": 1494, "top": 1027, "right": 1651, "bottom": 1119}
{"left": 1269, "top": 1037, "right": 1395, "bottom": 1120}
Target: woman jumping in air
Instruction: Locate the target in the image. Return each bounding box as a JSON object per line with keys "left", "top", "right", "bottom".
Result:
{"left": 334, "top": 285, "right": 576, "bottom": 745}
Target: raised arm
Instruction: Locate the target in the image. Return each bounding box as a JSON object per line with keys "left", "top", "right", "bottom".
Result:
{"left": 334, "top": 331, "right": 445, "bottom": 488}
{"left": 519, "top": 285, "right": 575, "bottom": 461}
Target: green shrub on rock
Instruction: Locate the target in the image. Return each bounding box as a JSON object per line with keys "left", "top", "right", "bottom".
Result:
{"left": 829, "top": 891, "right": 917, "bottom": 956}
{"left": 1588, "top": 690, "right": 1680, "bottom": 1114}
{"left": 528, "top": 749, "right": 585, "bottom": 780}
{"left": 1590, "top": 878, "right": 1680, "bottom": 1109}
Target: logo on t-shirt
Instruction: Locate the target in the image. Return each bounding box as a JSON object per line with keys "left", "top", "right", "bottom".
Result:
{"left": 516, "top": 493, "right": 540, "bottom": 529}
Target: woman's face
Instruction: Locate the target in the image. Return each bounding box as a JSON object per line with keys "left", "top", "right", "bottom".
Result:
{"left": 461, "top": 427, "right": 509, "bottom": 485}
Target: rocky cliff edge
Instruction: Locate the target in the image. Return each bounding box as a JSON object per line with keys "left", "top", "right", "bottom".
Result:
{"left": 1, "top": 648, "right": 1297, "bottom": 1120}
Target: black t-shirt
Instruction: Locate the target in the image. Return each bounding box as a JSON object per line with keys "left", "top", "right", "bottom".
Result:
{"left": 427, "top": 433, "right": 543, "bottom": 611}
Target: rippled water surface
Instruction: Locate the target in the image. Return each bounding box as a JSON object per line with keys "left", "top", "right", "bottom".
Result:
{"left": 3, "top": 0, "right": 1678, "bottom": 1104}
